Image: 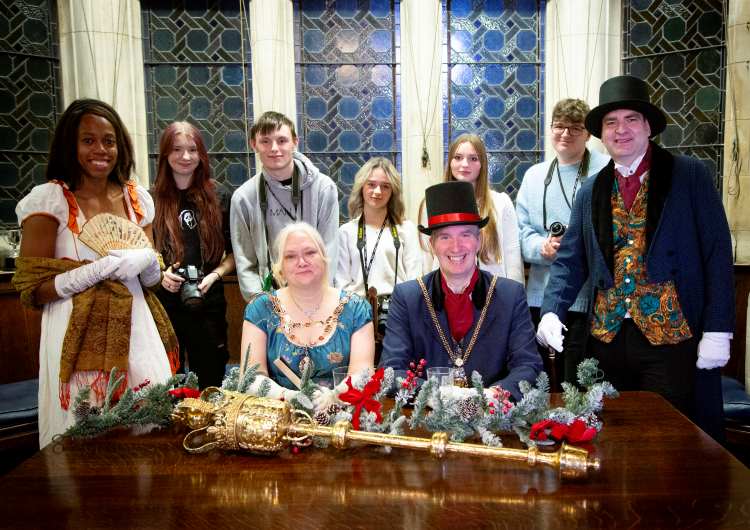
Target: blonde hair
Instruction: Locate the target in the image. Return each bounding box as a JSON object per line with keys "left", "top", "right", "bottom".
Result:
{"left": 347, "top": 157, "right": 405, "bottom": 225}
{"left": 434, "top": 134, "right": 501, "bottom": 264}
{"left": 271, "top": 222, "right": 330, "bottom": 287}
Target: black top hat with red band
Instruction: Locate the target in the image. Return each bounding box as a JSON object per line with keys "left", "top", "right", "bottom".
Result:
{"left": 418, "top": 181, "right": 489, "bottom": 235}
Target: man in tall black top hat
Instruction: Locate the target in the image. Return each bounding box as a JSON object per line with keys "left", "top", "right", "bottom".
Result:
{"left": 538, "top": 75, "right": 734, "bottom": 440}
{"left": 379, "top": 181, "right": 542, "bottom": 399}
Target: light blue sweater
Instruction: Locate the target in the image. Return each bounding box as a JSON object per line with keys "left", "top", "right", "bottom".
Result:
{"left": 516, "top": 149, "right": 610, "bottom": 312}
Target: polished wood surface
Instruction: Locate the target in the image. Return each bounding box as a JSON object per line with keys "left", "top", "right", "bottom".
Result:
{"left": 1, "top": 392, "right": 748, "bottom": 529}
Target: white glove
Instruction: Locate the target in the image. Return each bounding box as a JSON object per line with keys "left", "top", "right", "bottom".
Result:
{"left": 54, "top": 255, "right": 122, "bottom": 299}
{"left": 108, "top": 248, "right": 159, "bottom": 282}
{"left": 312, "top": 380, "right": 349, "bottom": 411}
{"left": 696, "top": 332, "right": 731, "bottom": 369}
{"left": 139, "top": 252, "right": 162, "bottom": 287}
{"left": 245, "top": 374, "right": 299, "bottom": 401}
{"left": 536, "top": 312, "right": 566, "bottom": 353}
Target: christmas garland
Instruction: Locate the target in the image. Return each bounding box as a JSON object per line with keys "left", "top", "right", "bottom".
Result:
{"left": 65, "top": 359, "right": 618, "bottom": 449}
{"left": 63, "top": 369, "right": 199, "bottom": 439}
{"left": 217, "top": 357, "right": 618, "bottom": 448}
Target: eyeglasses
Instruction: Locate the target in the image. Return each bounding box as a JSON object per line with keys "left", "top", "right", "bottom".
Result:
{"left": 551, "top": 123, "right": 586, "bottom": 137}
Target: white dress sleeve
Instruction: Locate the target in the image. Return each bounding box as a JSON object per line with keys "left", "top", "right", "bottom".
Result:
{"left": 399, "top": 220, "right": 423, "bottom": 282}
{"left": 416, "top": 203, "right": 437, "bottom": 275}
{"left": 497, "top": 192, "right": 525, "bottom": 285}
{"left": 15, "top": 182, "right": 69, "bottom": 234}
{"left": 335, "top": 223, "right": 357, "bottom": 291}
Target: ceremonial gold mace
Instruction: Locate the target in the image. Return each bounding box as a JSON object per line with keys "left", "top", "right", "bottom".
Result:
{"left": 172, "top": 389, "right": 600, "bottom": 481}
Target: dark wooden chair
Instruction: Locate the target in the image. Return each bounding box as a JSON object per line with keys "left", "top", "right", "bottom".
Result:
{"left": 722, "top": 376, "right": 750, "bottom": 467}
{"left": 0, "top": 378, "right": 39, "bottom": 473}
{"left": 366, "top": 287, "right": 384, "bottom": 365}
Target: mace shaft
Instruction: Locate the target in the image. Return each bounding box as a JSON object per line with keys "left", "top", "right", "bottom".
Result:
{"left": 288, "top": 420, "right": 599, "bottom": 480}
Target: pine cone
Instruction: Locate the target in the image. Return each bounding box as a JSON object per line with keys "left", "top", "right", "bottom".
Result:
{"left": 326, "top": 403, "right": 341, "bottom": 416}
{"left": 457, "top": 398, "right": 479, "bottom": 422}
{"left": 314, "top": 411, "right": 330, "bottom": 425}
{"left": 73, "top": 401, "right": 91, "bottom": 422}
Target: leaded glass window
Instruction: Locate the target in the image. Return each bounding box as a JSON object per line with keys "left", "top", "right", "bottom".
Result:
{"left": 444, "top": 0, "right": 545, "bottom": 200}
{"left": 294, "top": 0, "right": 401, "bottom": 222}
{"left": 623, "top": 0, "right": 725, "bottom": 188}
{"left": 0, "top": 0, "right": 61, "bottom": 227}
{"left": 142, "top": 0, "right": 254, "bottom": 189}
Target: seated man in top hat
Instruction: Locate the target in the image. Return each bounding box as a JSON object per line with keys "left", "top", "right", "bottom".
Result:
{"left": 379, "top": 181, "right": 542, "bottom": 399}
{"left": 537, "top": 75, "right": 734, "bottom": 439}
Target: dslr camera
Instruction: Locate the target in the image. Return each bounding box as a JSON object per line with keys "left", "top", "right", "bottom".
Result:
{"left": 175, "top": 264, "right": 204, "bottom": 309}
{"left": 549, "top": 221, "right": 567, "bottom": 238}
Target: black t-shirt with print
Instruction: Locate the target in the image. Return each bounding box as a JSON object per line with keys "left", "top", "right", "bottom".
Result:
{"left": 177, "top": 189, "right": 202, "bottom": 269}
{"left": 153, "top": 181, "right": 232, "bottom": 309}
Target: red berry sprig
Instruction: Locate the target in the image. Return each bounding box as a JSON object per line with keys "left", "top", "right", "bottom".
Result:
{"left": 132, "top": 379, "right": 151, "bottom": 392}
{"left": 488, "top": 386, "right": 513, "bottom": 414}
{"left": 401, "top": 359, "right": 427, "bottom": 390}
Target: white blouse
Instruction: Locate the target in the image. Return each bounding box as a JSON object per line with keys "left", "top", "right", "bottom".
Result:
{"left": 335, "top": 217, "right": 422, "bottom": 297}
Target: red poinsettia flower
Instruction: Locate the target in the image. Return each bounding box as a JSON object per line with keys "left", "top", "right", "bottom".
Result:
{"left": 566, "top": 419, "right": 597, "bottom": 443}
{"left": 530, "top": 419, "right": 555, "bottom": 441}
{"left": 529, "top": 418, "right": 598, "bottom": 444}
{"left": 550, "top": 421, "right": 569, "bottom": 440}
{"left": 168, "top": 387, "right": 201, "bottom": 399}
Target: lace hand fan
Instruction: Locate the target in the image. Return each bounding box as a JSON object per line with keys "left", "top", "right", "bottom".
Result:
{"left": 78, "top": 213, "right": 152, "bottom": 257}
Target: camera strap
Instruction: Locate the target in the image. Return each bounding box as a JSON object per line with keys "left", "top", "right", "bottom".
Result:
{"left": 356, "top": 214, "right": 400, "bottom": 295}
{"left": 542, "top": 148, "right": 589, "bottom": 232}
{"left": 258, "top": 168, "right": 302, "bottom": 291}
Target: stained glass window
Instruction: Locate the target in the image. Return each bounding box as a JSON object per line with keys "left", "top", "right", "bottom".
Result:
{"left": 142, "top": 1, "right": 254, "bottom": 189}
{"left": 0, "top": 0, "right": 61, "bottom": 227}
{"left": 444, "top": 0, "right": 546, "bottom": 200}
{"left": 294, "top": 0, "right": 401, "bottom": 221}
{"left": 623, "top": 0, "right": 725, "bottom": 188}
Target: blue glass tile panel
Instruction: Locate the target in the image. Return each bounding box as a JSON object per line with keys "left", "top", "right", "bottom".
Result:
{"left": 0, "top": 0, "right": 61, "bottom": 227}
{"left": 623, "top": 0, "right": 725, "bottom": 187}
{"left": 295, "top": 0, "right": 401, "bottom": 222}
{"left": 142, "top": 1, "right": 254, "bottom": 190}
{"left": 445, "top": 0, "right": 545, "bottom": 199}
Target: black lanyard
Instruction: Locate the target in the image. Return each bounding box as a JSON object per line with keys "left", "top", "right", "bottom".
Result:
{"left": 258, "top": 170, "right": 302, "bottom": 283}
{"left": 542, "top": 149, "right": 589, "bottom": 231}
{"left": 356, "top": 214, "right": 400, "bottom": 295}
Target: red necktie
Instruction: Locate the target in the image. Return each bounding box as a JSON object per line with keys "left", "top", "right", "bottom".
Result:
{"left": 615, "top": 147, "right": 651, "bottom": 211}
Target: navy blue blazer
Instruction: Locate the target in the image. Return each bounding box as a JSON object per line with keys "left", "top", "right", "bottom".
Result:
{"left": 541, "top": 142, "right": 735, "bottom": 337}
{"left": 380, "top": 270, "right": 543, "bottom": 400}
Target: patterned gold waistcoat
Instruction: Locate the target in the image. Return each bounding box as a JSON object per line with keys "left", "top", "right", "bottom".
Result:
{"left": 590, "top": 173, "right": 692, "bottom": 345}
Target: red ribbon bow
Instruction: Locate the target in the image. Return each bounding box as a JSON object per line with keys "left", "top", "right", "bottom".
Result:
{"left": 168, "top": 387, "right": 201, "bottom": 399}
{"left": 338, "top": 367, "right": 385, "bottom": 430}
{"left": 529, "top": 418, "right": 597, "bottom": 444}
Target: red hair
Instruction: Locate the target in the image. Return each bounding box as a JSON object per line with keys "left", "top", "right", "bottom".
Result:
{"left": 152, "top": 122, "right": 224, "bottom": 266}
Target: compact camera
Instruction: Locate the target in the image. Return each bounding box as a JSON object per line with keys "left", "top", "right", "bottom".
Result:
{"left": 176, "top": 265, "right": 204, "bottom": 309}
{"left": 549, "top": 222, "right": 567, "bottom": 238}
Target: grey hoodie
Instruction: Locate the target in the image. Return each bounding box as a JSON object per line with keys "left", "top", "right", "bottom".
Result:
{"left": 230, "top": 151, "right": 339, "bottom": 301}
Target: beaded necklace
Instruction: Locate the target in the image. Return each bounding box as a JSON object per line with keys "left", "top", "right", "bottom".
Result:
{"left": 270, "top": 293, "right": 350, "bottom": 374}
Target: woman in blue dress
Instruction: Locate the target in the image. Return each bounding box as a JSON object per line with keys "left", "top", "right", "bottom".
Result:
{"left": 241, "top": 222, "right": 374, "bottom": 396}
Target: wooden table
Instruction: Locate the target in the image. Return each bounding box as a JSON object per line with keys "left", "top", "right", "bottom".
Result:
{"left": 1, "top": 392, "right": 748, "bottom": 529}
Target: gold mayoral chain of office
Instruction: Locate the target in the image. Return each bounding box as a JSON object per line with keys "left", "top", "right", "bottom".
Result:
{"left": 416, "top": 275, "right": 497, "bottom": 386}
